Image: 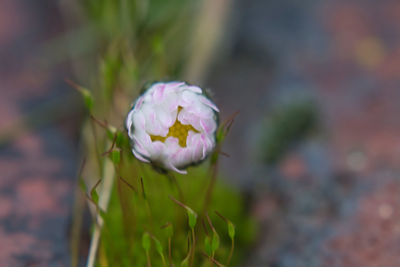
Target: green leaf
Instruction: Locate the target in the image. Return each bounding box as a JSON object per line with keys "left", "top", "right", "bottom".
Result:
{"left": 154, "top": 238, "right": 163, "bottom": 255}
{"left": 164, "top": 223, "right": 173, "bottom": 238}
{"left": 142, "top": 232, "right": 151, "bottom": 251}
{"left": 81, "top": 89, "right": 94, "bottom": 112}
{"left": 204, "top": 236, "right": 212, "bottom": 256}
{"left": 216, "top": 127, "right": 225, "bottom": 143}
{"left": 210, "top": 150, "right": 219, "bottom": 164}
{"left": 228, "top": 221, "right": 235, "bottom": 240}
{"left": 98, "top": 208, "right": 107, "bottom": 220}
{"left": 186, "top": 208, "right": 197, "bottom": 229}
{"left": 106, "top": 129, "right": 115, "bottom": 140}
{"left": 91, "top": 189, "right": 99, "bottom": 204}
{"left": 110, "top": 150, "right": 120, "bottom": 164}
{"left": 105, "top": 125, "right": 117, "bottom": 141}
{"left": 79, "top": 177, "right": 87, "bottom": 193}
{"left": 211, "top": 231, "right": 220, "bottom": 253}
{"left": 115, "top": 131, "right": 126, "bottom": 147}
{"left": 180, "top": 256, "right": 189, "bottom": 267}
{"left": 154, "top": 238, "right": 166, "bottom": 266}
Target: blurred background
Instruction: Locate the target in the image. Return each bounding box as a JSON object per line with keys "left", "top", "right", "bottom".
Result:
{"left": 1, "top": 0, "right": 400, "bottom": 266}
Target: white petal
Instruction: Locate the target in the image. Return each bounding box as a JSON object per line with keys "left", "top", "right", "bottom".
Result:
{"left": 126, "top": 81, "right": 219, "bottom": 174}
{"left": 126, "top": 110, "right": 134, "bottom": 136}
{"left": 133, "top": 135, "right": 151, "bottom": 157}
{"left": 200, "top": 118, "right": 217, "bottom": 134}
{"left": 166, "top": 161, "right": 187, "bottom": 174}
{"left": 148, "top": 141, "right": 166, "bottom": 160}
{"left": 177, "top": 108, "right": 202, "bottom": 132}
{"left": 152, "top": 83, "right": 166, "bottom": 103}
{"left": 142, "top": 105, "right": 169, "bottom": 136}
{"left": 132, "top": 148, "right": 150, "bottom": 163}
{"left": 185, "top": 85, "right": 202, "bottom": 94}
{"left": 157, "top": 107, "right": 177, "bottom": 128}
{"left": 187, "top": 132, "right": 204, "bottom": 162}
{"left": 199, "top": 95, "right": 219, "bottom": 112}
{"left": 164, "top": 137, "right": 181, "bottom": 154}
{"left": 170, "top": 148, "right": 192, "bottom": 167}
{"left": 134, "top": 95, "right": 144, "bottom": 111}
{"left": 165, "top": 81, "right": 185, "bottom": 91}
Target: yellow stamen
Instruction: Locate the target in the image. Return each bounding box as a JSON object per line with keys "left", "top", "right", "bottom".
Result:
{"left": 151, "top": 108, "right": 199, "bottom": 147}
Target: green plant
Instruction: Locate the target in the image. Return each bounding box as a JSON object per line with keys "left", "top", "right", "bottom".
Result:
{"left": 64, "top": 0, "right": 255, "bottom": 266}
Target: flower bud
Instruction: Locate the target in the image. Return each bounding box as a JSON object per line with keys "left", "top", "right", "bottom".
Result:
{"left": 126, "top": 81, "right": 219, "bottom": 174}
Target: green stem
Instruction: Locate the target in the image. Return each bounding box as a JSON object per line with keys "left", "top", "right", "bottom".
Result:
{"left": 227, "top": 239, "right": 234, "bottom": 266}
{"left": 168, "top": 237, "right": 172, "bottom": 267}
{"left": 190, "top": 228, "right": 196, "bottom": 267}
{"left": 211, "top": 251, "right": 215, "bottom": 267}
{"left": 70, "top": 187, "right": 85, "bottom": 267}
{"left": 161, "top": 254, "right": 167, "bottom": 267}
{"left": 146, "top": 250, "right": 152, "bottom": 267}
{"left": 202, "top": 154, "right": 219, "bottom": 215}
{"left": 89, "top": 118, "right": 103, "bottom": 177}
{"left": 166, "top": 172, "right": 185, "bottom": 202}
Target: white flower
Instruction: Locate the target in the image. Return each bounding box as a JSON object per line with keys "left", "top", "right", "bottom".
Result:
{"left": 126, "top": 81, "right": 219, "bottom": 174}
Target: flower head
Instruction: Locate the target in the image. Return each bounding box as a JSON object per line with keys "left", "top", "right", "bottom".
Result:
{"left": 126, "top": 81, "right": 219, "bottom": 174}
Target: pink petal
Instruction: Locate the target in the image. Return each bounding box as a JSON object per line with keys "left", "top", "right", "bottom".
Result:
{"left": 186, "top": 85, "right": 202, "bottom": 94}
{"left": 199, "top": 96, "right": 219, "bottom": 112}
{"left": 177, "top": 109, "right": 202, "bottom": 131}
{"left": 166, "top": 81, "right": 185, "bottom": 90}
{"left": 153, "top": 84, "right": 166, "bottom": 103}
{"left": 200, "top": 134, "right": 208, "bottom": 159}
{"left": 134, "top": 95, "right": 144, "bottom": 110}
{"left": 133, "top": 135, "right": 151, "bottom": 157}
{"left": 187, "top": 132, "right": 203, "bottom": 161}
{"left": 200, "top": 118, "right": 217, "bottom": 134}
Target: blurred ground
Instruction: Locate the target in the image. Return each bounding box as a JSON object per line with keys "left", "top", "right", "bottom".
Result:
{"left": 1, "top": 0, "right": 400, "bottom": 266}
{"left": 0, "top": 0, "right": 79, "bottom": 265}
{"left": 208, "top": 0, "right": 400, "bottom": 266}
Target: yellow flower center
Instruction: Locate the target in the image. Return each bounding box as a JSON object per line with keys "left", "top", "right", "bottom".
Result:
{"left": 151, "top": 108, "right": 199, "bottom": 147}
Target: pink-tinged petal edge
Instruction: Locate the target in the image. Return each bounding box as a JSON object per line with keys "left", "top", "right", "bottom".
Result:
{"left": 132, "top": 149, "right": 150, "bottom": 163}
{"left": 153, "top": 84, "right": 166, "bottom": 103}
{"left": 186, "top": 85, "right": 202, "bottom": 94}
{"left": 166, "top": 161, "right": 187, "bottom": 174}
{"left": 135, "top": 95, "right": 144, "bottom": 110}
{"left": 200, "top": 96, "right": 219, "bottom": 112}
{"left": 200, "top": 119, "right": 214, "bottom": 134}
{"left": 200, "top": 134, "right": 208, "bottom": 159}
{"left": 166, "top": 81, "right": 185, "bottom": 89}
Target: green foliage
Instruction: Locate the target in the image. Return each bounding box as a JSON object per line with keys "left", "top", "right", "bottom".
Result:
{"left": 163, "top": 222, "right": 173, "bottom": 238}
{"left": 228, "top": 221, "right": 235, "bottom": 241}
{"left": 99, "top": 154, "right": 255, "bottom": 266}
{"left": 204, "top": 236, "right": 212, "bottom": 256}
{"left": 109, "top": 149, "right": 121, "bottom": 164}
{"left": 82, "top": 89, "right": 94, "bottom": 112}
{"left": 142, "top": 232, "right": 151, "bottom": 251}
{"left": 211, "top": 231, "right": 220, "bottom": 253}
{"left": 68, "top": 80, "right": 94, "bottom": 112}
{"left": 261, "top": 101, "right": 319, "bottom": 164}
{"left": 153, "top": 237, "right": 165, "bottom": 264}
{"left": 68, "top": 0, "right": 256, "bottom": 266}
{"left": 187, "top": 208, "right": 197, "bottom": 229}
